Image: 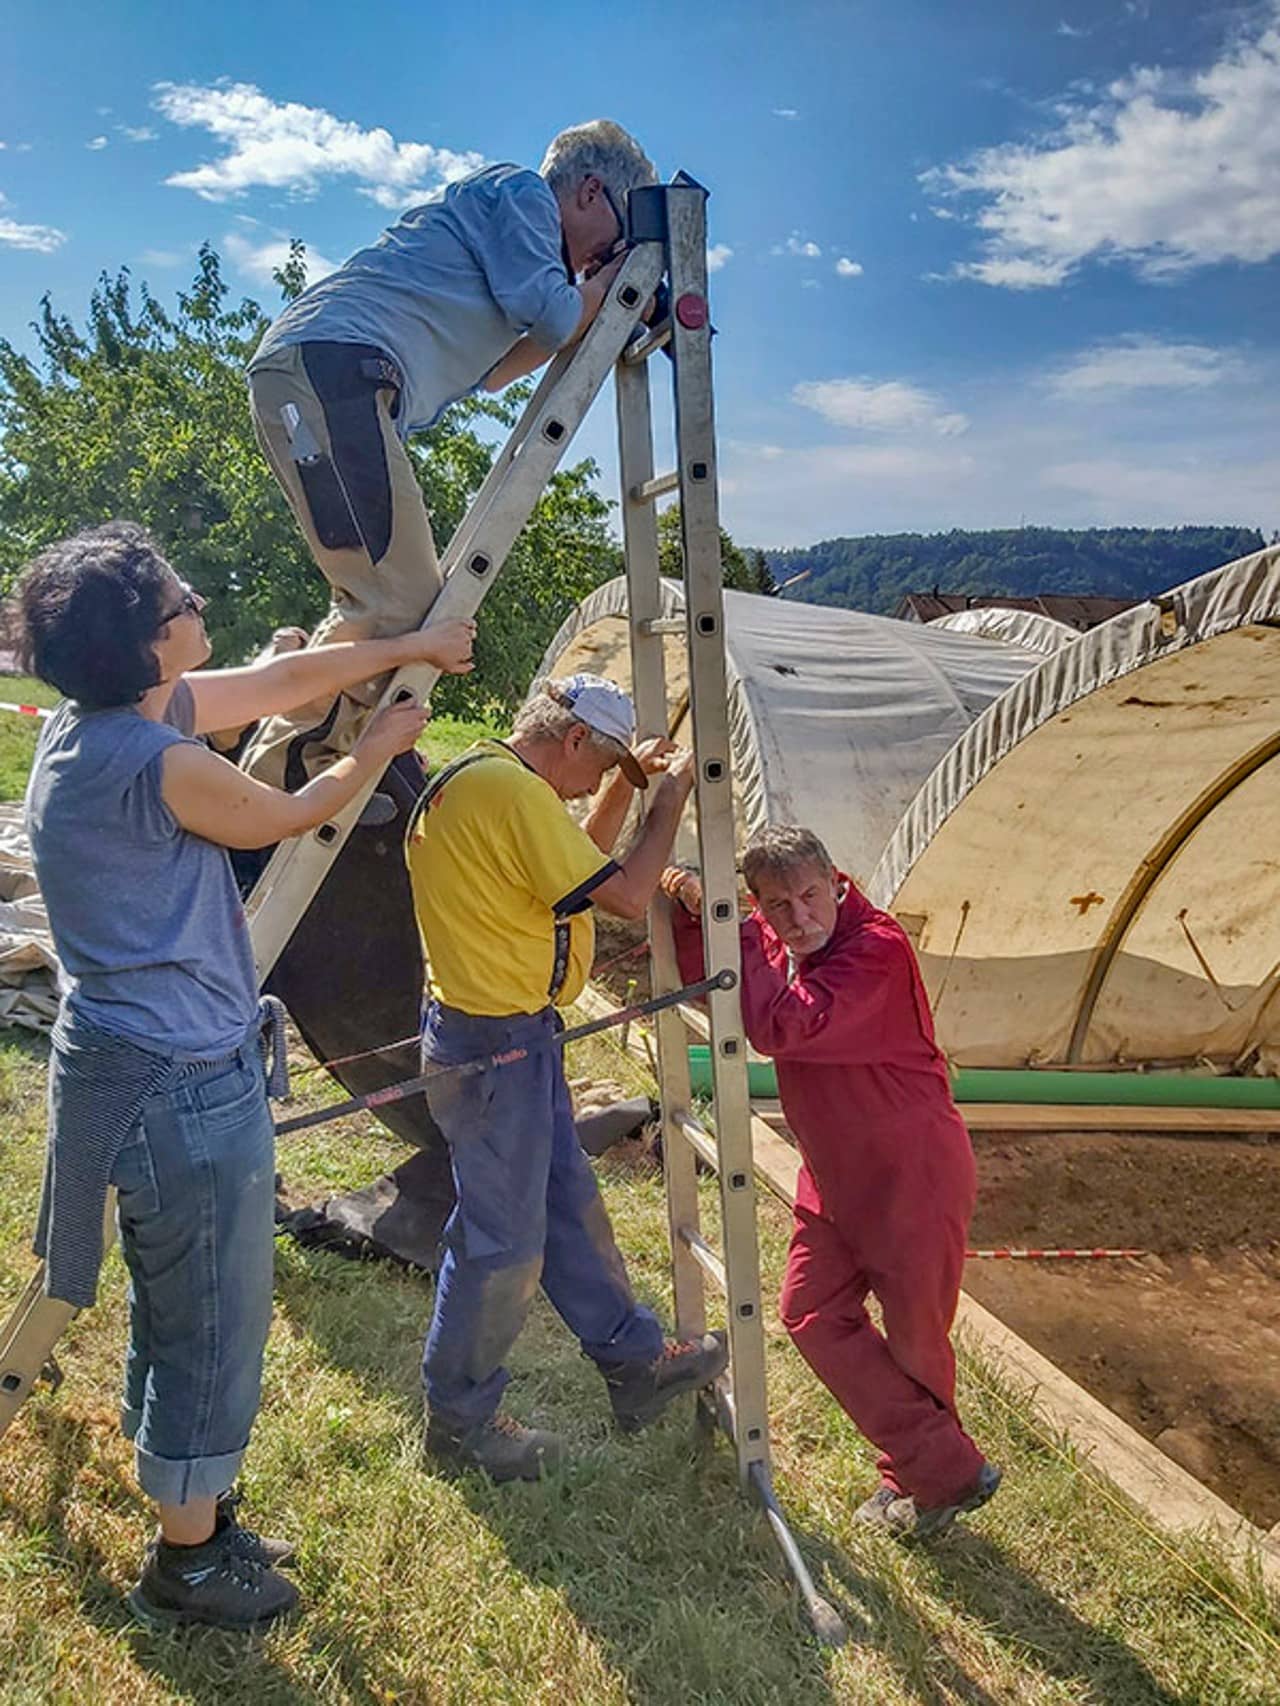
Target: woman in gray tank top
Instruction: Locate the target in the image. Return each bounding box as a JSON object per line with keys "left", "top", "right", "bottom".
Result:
{"left": 15, "top": 521, "right": 474, "bottom": 1630}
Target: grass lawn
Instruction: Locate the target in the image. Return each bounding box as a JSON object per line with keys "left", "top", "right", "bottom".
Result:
{"left": 1, "top": 1024, "right": 1277, "bottom": 1704}
{"left": 0, "top": 677, "right": 61, "bottom": 802}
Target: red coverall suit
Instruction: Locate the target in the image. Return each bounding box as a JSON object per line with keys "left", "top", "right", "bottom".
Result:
{"left": 674, "top": 880, "right": 985, "bottom": 1508}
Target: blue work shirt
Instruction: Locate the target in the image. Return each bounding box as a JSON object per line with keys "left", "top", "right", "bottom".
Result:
{"left": 249, "top": 164, "right": 583, "bottom": 434}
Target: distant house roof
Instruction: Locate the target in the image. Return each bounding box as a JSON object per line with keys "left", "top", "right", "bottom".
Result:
{"left": 893, "top": 592, "right": 1136, "bottom": 630}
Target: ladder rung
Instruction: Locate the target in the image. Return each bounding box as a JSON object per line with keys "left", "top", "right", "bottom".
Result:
{"left": 637, "top": 616, "right": 686, "bottom": 638}
{"left": 679, "top": 1224, "right": 727, "bottom": 1292}
{"left": 630, "top": 470, "right": 680, "bottom": 504}
{"left": 672, "top": 1108, "right": 719, "bottom": 1172}
{"left": 623, "top": 320, "right": 672, "bottom": 364}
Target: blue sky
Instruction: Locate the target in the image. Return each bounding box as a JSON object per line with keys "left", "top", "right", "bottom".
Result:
{"left": 2, "top": 0, "right": 1278, "bottom": 547}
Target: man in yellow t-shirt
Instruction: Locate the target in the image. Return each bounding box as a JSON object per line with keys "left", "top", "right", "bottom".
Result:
{"left": 406, "top": 673, "right": 728, "bottom": 1480}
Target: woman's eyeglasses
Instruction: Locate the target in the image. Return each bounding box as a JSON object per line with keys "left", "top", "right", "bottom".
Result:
{"left": 157, "top": 583, "right": 205, "bottom": 627}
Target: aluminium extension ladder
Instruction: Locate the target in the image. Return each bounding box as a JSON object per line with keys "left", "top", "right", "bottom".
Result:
{"left": 0, "top": 174, "right": 845, "bottom": 1645}
{"left": 616, "top": 181, "right": 844, "bottom": 1645}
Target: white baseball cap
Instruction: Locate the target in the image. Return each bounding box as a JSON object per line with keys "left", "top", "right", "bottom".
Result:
{"left": 547, "top": 673, "right": 648, "bottom": 789}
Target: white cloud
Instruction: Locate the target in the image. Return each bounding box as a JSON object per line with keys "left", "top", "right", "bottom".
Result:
{"left": 706, "top": 243, "right": 733, "bottom": 272}
{"left": 0, "top": 194, "right": 66, "bottom": 252}
{"left": 772, "top": 107, "right": 800, "bottom": 119}
{"left": 773, "top": 232, "right": 821, "bottom": 258}
{"left": 118, "top": 124, "right": 156, "bottom": 143}
{"left": 138, "top": 246, "right": 192, "bottom": 268}
{"left": 1047, "top": 335, "right": 1242, "bottom": 398}
{"left": 924, "top": 6, "right": 1280, "bottom": 287}
{"left": 223, "top": 230, "right": 339, "bottom": 289}
{"left": 86, "top": 135, "right": 108, "bottom": 151}
{"left": 153, "top": 81, "right": 485, "bottom": 204}
{"left": 793, "top": 377, "right": 969, "bottom": 436}
{"left": 1042, "top": 454, "right": 1278, "bottom": 521}
{"left": 1056, "top": 20, "right": 1088, "bottom": 37}
{"left": 834, "top": 256, "right": 863, "bottom": 278}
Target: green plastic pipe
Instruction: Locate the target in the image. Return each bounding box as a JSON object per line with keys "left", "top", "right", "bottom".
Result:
{"left": 685, "top": 1047, "right": 1280, "bottom": 1108}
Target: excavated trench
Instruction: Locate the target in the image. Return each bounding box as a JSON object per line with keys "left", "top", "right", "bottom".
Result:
{"left": 965, "top": 1129, "right": 1280, "bottom": 1531}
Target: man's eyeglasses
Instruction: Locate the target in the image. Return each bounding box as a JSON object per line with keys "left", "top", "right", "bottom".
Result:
{"left": 602, "top": 184, "right": 626, "bottom": 246}
{"left": 157, "top": 583, "right": 205, "bottom": 627}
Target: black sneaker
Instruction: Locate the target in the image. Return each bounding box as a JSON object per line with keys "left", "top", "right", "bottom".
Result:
{"left": 127, "top": 1530, "right": 299, "bottom": 1630}
{"left": 424, "top": 1410, "right": 565, "bottom": 1482}
{"left": 600, "top": 1331, "right": 729, "bottom": 1433}
{"left": 216, "top": 1487, "right": 295, "bottom": 1568}
{"left": 887, "top": 1461, "right": 1003, "bottom": 1542}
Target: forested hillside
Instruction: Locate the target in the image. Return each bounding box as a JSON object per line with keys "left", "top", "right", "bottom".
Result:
{"left": 763, "top": 526, "right": 1269, "bottom": 614}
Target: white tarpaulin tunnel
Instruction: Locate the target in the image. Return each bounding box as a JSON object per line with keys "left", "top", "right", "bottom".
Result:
{"left": 537, "top": 576, "right": 1044, "bottom": 884}
{"left": 537, "top": 545, "right": 1280, "bottom": 1072}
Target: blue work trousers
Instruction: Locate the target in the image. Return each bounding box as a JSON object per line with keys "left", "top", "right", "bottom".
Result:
{"left": 421, "top": 1002, "right": 663, "bottom": 1425}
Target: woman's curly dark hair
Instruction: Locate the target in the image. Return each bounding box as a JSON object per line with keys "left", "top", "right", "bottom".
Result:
{"left": 13, "top": 522, "right": 176, "bottom": 708}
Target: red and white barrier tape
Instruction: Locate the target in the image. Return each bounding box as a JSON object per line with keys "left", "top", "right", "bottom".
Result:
{"left": 0, "top": 701, "right": 50, "bottom": 720}
{"left": 966, "top": 1247, "right": 1145, "bottom": 1260}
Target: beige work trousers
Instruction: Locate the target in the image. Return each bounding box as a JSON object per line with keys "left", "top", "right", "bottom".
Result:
{"left": 241, "top": 343, "right": 443, "bottom": 787}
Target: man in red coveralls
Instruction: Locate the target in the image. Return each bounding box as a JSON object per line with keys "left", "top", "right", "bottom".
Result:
{"left": 662, "top": 824, "right": 1000, "bottom": 1540}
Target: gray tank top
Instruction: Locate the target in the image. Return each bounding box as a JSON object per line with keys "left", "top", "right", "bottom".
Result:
{"left": 25, "top": 680, "right": 259, "bottom": 1058}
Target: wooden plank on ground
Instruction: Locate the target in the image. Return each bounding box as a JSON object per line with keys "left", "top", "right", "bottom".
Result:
{"left": 961, "top": 1103, "right": 1280, "bottom": 1135}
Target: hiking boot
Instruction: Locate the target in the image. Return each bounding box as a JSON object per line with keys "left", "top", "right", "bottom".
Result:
{"left": 424, "top": 1410, "right": 565, "bottom": 1482}
{"left": 852, "top": 1484, "right": 906, "bottom": 1529}
{"left": 216, "top": 1487, "right": 295, "bottom": 1568}
{"left": 600, "top": 1331, "right": 730, "bottom": 1433}
{"left": 127, "top": 1529, "right": 299, "bottom": 1631}
{"left": 887, "top": 1460, "right": 1003, "bottom": 1542}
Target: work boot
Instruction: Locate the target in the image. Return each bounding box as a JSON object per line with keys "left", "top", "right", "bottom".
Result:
{"left": 424, "top": 1410, "right": 565, "bottom": 1482}
{"left": 886, "top": 1461, "right": 1003, "bottom": 1542}
{"left": 852, "top": 1484, "right": 904, "bottom": 1529}
{"left": 127, "top": 1529, "right": 299, "bottom": 1631}
{"left": 600, "top": 1331, "right": 729, "bottom": 1433}
{"left": 215, "top": 1487, "right": 295, "bottom": 1568}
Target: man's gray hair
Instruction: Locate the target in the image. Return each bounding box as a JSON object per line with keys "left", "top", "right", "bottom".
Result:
{"left": 514, "top": 684, "right": 626, "bottom": 762}
{"left": 742, "top": 825, "right": 835, "bottom": 894}
{"left": 540, "top": 120, "right": 658, "bottom": 205}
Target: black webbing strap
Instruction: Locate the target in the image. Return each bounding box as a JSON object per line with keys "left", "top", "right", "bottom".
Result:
{"left": 403, "top": 749, "right": 497, "bottom": 849}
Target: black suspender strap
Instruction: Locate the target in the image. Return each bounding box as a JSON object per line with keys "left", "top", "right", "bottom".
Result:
{"left": 548, "top": 919, "right": 572, "bottom": 1003}
{"left": 403, "top": 749, "right": 498, "bottom": 851}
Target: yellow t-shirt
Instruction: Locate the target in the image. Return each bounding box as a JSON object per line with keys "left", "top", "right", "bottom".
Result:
{"left": 406, "top": 741, "right": 617, "bottom": 1017}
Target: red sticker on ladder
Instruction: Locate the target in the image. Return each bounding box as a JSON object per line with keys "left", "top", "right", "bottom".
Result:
{"left": 675, "top": 292, "right": 708, "bottom": 329}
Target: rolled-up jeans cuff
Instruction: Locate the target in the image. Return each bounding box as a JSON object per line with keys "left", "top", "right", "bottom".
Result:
{"left": 133, "top": 1441, "right": 246, "bottom": 1506}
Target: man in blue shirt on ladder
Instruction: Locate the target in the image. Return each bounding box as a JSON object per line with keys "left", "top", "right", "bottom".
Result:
{"left": 242, "top": 120, "right": 656, "bottom": 786}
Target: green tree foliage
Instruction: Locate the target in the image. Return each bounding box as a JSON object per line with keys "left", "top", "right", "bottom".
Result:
{"left": 762, "top": 525, "right": 1268, "bottom": 615}
{"left": 657, "top": 505, "right": 775, "bottom": 593}
{"left": 0, "top": 245, "right": 620, "bottom": 716}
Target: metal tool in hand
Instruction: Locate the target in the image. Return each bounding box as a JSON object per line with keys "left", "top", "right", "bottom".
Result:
{"left": 275, "top": 970, "right": 735, "bottom": 1138}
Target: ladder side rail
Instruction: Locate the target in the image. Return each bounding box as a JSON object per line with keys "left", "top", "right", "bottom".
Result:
{"left": 616, "top": 353, "right": 706, "bottom": 1342}
{"left": 246, "top": 244, "right": 665, "bottom": 981}
{"left": 0, "top": 1192, "right": 118, "bottom": 1439}
{"left": 666, "top": 185, "right": 770, "bottom": 1480}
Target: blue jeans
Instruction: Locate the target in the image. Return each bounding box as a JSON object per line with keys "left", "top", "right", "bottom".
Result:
{"left": 112, "top": 1042, "right": 275, "bottom": 1505}
{"left": 422, "top": 1003, "right": 664, "bottom": 1426}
